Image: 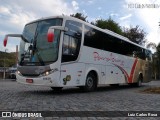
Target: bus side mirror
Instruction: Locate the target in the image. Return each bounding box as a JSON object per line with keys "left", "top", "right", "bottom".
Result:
{"left": 47, "top": 28, "right": 54, "bottom": 43}
{"left": 47, "top": 26, "right": 68, "bottom": 43}
{"left": 3, "top": 36, "right": 8, "bottom": 47}
{"left": 3, "top": 34, "right": 22, "bottom": 47}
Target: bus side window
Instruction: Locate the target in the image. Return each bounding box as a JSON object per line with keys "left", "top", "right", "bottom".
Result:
{"left": 62, "top": 35, "right": 78, "bottom": 56}
{"left": 145, "top": 50, "right": 152, "bottom": 61}
{"left": 62, "top": 20, "right": 82, "bottom": 63}
{"left": 132, "top": 51, "right": 137, "bottom": 58}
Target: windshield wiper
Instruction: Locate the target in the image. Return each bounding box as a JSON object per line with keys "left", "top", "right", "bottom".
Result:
{"left": 35, "top": 49, "right": 45, "bottom": 66}
{"left": 33, "top": 31, "right": 45, "bottom": 66}
{"left": 19, "top": 36, "right": 32, "bottom": 65}
{"left": 21, "top": 35, "right": 29, "bottom": 42}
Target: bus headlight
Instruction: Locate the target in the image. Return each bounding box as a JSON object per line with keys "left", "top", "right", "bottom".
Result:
{"left": 17, "top": 70, "right": 22, "bottom": 76}
{"left": 40, "top": 70, "right": 54, "bottom": 76}
{"left": 45, "top": 71, "right": 49, "bottom": 76}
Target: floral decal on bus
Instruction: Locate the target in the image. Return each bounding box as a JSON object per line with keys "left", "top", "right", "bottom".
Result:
{"left": 63, "top": 75, "right": 71, "bottom": 85}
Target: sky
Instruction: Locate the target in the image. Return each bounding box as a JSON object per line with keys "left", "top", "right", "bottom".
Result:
{"left": 0, "top": 0, "right": 160, "bottom": 52}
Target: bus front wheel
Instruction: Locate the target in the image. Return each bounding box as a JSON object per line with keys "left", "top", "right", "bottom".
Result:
{"left": 83, "top": 72, "right": 97, "bottom": 92}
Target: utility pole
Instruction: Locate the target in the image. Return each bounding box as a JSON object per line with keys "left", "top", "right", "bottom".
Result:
{"left": 3, "top": 49, "right": 8, "bottom": 80}
{"left": 156, "top": 21, "right": 160, "bottom": 79}
{"left": 16, "top": 45, "right": 18, "bottom": 66}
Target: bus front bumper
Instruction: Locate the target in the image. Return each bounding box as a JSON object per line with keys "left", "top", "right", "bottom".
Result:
{"left": 16, "top": 74, "right": 61, "bottom": 87}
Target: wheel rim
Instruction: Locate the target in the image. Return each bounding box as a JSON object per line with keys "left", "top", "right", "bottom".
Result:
{"left": 87, "top": 77, "right": 93, "bottom": 88}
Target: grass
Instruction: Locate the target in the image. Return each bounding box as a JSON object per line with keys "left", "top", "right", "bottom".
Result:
{"left": 141, "top": 87, "right": 160, "bottom": 94}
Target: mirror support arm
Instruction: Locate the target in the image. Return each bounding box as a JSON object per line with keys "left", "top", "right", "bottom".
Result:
{"left": 5, "top": 34, "right": 22, "bottom": 38}
{"left": 49, "top": 26, "right": 68, "bottom": 32}
{"left": 3, "top": 34, "right": 28, "bottom": 47}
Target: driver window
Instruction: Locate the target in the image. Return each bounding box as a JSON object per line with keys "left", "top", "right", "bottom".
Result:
{"left": 62, "top": 34, "right": 79, "bottom": 62}
{"left": 63, "top": 35, "right": 78, "bottom": 55}
{"left": 62, "top": 20, "right": 82, "bottom": 63}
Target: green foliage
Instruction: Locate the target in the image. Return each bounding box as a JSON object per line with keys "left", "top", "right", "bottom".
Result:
{"left": 146, "top": 42, "right": 157, "bottom": 49}
{"left": 152, "top": 53, "right": 160, "bottom": 79}
{"left": 70, "top": 13, "right": 87, "bottom": 22}
{"left": 71, "top": 12, "right": 147, "bottom": 45}
{"left": 94, "top": 18, "right": 146, "bottom": 45}
{"left": 147, "top": 42, "right": 160, "bottom": 79}
{"left": 94, "top": 18, "right": 123, "bottom": 35}
{"left": 0, "top": 51, "right": 16, "bottom": 67}
{"left": 156, "top": 43, "right": 160, "bottom": 59}
{"left": 123, "top": 25, "right": 147, "bottom": 45}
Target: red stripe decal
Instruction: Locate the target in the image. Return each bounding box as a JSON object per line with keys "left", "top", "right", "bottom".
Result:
{"left": 129, "top": 58, "right": 138, "bottom": 83}
{"left": 113, "top": 58, "right": 138, "bottom": 83}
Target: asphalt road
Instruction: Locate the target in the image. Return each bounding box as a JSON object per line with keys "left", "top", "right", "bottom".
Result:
{"left": 0, "top": 79, "right": 160, "bottom": 120}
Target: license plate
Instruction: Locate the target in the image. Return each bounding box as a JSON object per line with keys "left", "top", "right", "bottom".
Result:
{"left": 26, "top": 79, "right": 33, "bottom": 83}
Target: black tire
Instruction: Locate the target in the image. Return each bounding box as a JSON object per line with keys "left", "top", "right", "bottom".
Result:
{"left": 134, "top": 75, "right": 143, "bottom": 87}
{"left": 51, "top": 87, "right": 63, "bottom": 91}
{"left": 135, "top": 79, "right": 142, "bottom": 87}
{"left": 83, "top": 73, "right": 97, "bottom": 92}
{"left": 12, "top": 75, "right": 16, "bottom": 79}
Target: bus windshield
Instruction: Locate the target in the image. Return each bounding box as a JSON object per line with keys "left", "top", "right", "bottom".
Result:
{"left": 19, "top": 18, "right": 62, "bottom": 66}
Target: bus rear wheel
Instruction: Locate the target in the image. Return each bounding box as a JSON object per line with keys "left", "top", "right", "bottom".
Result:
{"left": 135, "top": 79, "right": 142, "bottom": 87}
{"left": 83, "top": 72, "right": 97, "bottom": 92}
{"left": 133, "top": 75, "right": 143, "bottom": 87}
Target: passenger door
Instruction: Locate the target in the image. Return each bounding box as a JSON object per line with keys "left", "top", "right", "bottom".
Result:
{"left": 60, "top": 20, "right": 83, "bottom": 86}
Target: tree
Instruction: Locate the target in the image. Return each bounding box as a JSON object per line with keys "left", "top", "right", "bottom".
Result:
{"left": 156, "top": 43, "right": 160, "bottom": 58}
{"left": 71, "top": 14, "right": 147, "bottom": 46}
{"left": 146, "top": 42, "right": 157, "bottom": 79}
{"left": 93, "top": 18, "right": 123, "bottom": 35}
{"left": 0, "top": 51, "right": 16, "bottom": 67}
{"left": 152, "top": 43, "right": 160, "bottom": 80}
{"left": 146, "top": 42, "right": 157, "bottom": 49}
{"left": 70, "top": 13, "right": 87, "bottom": 22}
{"left": 123, "top": 25, "right": 146, "bottom": 45}
{"left": 156, "top": 43, "right": 160, "bottom": 79}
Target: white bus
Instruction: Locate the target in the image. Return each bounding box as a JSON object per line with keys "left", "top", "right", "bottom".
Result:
{"left": 3, "top": 16, "right": 152, "bottom": 91}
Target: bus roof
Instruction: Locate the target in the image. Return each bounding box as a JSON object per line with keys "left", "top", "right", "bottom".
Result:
{"left": 26, "top": 15, "right": 149, "bottom": 51}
